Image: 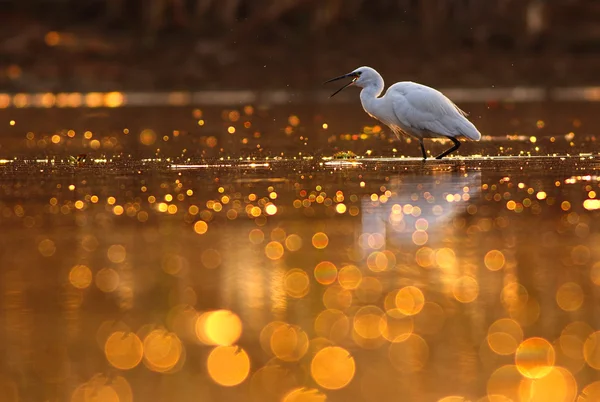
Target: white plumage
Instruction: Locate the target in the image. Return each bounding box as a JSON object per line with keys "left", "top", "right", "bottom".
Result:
{"left": 325, "top": 66, "right": 481, "bottom": 159}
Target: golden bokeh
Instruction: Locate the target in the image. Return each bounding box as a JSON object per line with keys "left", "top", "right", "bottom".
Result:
{"left": 104, "top": 331, "right": 143, "bottom": 370}
{"left": 338, "top": 264, "right": 363, "bottom": 289}
{"left": 69, "top": 264, "right": 92, "bottom": 289}
{"left": 487, "top": 365, "right": 523, "bottom": 402}
{"left": 353, "top": 305, "right": 386, "bottom": 340}
{"left": 518, "top": 366, "right": 577, "bottom": 402}
{"left": 366, "top": 250, "right": 396, "bottom": 272}
{"left": 395, "top": 286, "right": 425, "bottom": 316}
{"left": 515, "top": 337, "right": 555, "bottom": 379}
{"left": 314, "top": 261, "right": 338, "bottom": 285}
{"left": 142, "top": 329, "right": 183, "bottom": 372}
{"left": 207, "top": 346, "right": 250, "bottom": 387}
{"left": 10, "top": 133, "right": 600, "bottom": 401}
{"left": 283, "top": 268, "right": 310, "bottom": 298}
{"left": 315, "top": 309, "right": 350, "bottom": 343}
{"left": 162, "top": 254, "right": 188, "bottom": 275}
{"left": 388, "top": 333, "right": 429, "bottom": 373}
{"left": 265, "top": 241, "right": 285, "bottom": 260}
{"left": 193, "top": 220, "right": 208, "bottom": 234}
{"left": 38, "top": 238, "right": 56, "bottom": 257}
{"left": 248, "top": 228, "right": 264, "bottom": 244}
{"left": 452, "top": 275, "right": 479, "bottom": 303}
{"left": 95, "top": 267, "right": 120, "bottom": 292}
{"left": 310, "top": 346, "right": 355, "bottom": 390}
{"left": 271, "top": 228, "right": 286, "bottom": 242}
{"left": 415, "top": 247, "right": 435, "bottom": 268}
{"left": 195, "top": 310, "right": 242, "bottom": 346}
{"left": 435, "top": 248, "right": 456, "bottom": 270}
{"left": 270, "top": 324, "right": 309, "bottom": 362}
{"left": 285, "top": 234, "right": 303, "bottom": 251}
{"left": 96, "top": 320, "right": 130, "bottom": 350}
{"left": 259, "top": 321, "right": 286, "bottom": 355}
{"left": 560, "top": 321, "right": 593, "bottom": 360}
{"left": 312, "top": 232, "right": 329, "bottom": 249}
{"left": 139, "top": 129, "right": 157, "bottom": 145}
{"left": 382, "top": 313, "right": 414, "bottom": 343}
{"left": 484, "top": 250, "right": 505, "bottom": 271}
{"left": 107, "top": 244, "right": 126, "bottom": 263}
{"left": 487, "top": 318, "right": 523, "bottom": 355}
{"left": 556, "top": 282, "right": 584, "bottom": 311}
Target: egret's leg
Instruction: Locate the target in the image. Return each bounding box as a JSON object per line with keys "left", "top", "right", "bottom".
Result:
{"left": 419, "top": 140, "right": 427, "bottom": 160}
{"left": 435, "top": 137, "right": 461, "bottom": 159}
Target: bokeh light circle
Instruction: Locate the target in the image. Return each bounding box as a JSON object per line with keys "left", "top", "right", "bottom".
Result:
{"left": 314, "top": 261, "right": 338, "bottom": 285}
{"left": 312, "top": 232, "right": 329, "bottom": 249}
{"left": 142, "top": 329, "right": 182, "bottom": 373}
{"left": 338, "top": 265, "right": 363, "bottom": 290}
{"left": 270, "top": 324, "right": 309, "bottom": 362}
{"left": 452, "top": 276, "right": 479, "bottom": 303}
{"left": 310, "top": 346, "right": 355, "bottom": 390}
{"left": 353, "top": 305, "right": 386, "bottom": 340}
{"left": 556, "top": 282, "right": 584, "bottom": 312}
{"left": 104, "top": 331, "right": 143, "bottom": 370}
{"left": 518, "top": 366, "right": 577, "bottom": 402}
{"left": 395, "top": 286, "right": 425, "bottom": 316}
{"left": 265, "top": 241, "right": 285, "bottom": 260}
{"left": 487, "top": 365, "right": 523, "bottom": 402}
{"left": 69, "top": 265, "right": 92, "bottom": 289}
{"left": 207, "top": 346, "right": 250, "bottom": 387}
{"left": 196, "top": 310, "right": 242, "bottom": 346}
{"left": 515, "top": 337, "right": 555, "bottom": 379}
{"left": 560, "top": 321, "right": 593, "bottom": 360}
{"left": 484, "top": 250, "right": 505, "bottom": 271}
{"left": 284, "top": 269, "right": 310, "bottom": 298}
{"left": 487, "top": 318, "right": 523, "bottom": 356}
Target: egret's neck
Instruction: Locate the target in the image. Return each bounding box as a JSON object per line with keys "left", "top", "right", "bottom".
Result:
{"left": 359, "top": 78, "right": 385, "bottom": 118}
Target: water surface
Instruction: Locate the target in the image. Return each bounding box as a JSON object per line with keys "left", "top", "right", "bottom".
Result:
{"left": 1, "top": 156, "right": 600, "bottom": 401}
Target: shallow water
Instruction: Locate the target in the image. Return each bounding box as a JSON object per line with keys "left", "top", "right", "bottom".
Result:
{"left": 1, "top": 155, "right": 600, "bottom": 402}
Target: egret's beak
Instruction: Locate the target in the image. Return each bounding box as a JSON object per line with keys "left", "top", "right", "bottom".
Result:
{"left": 324, "top": 72, "right": 359, "bottom": 98}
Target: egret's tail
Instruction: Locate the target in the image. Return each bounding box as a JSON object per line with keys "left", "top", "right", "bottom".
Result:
{"left": 457, "top": 117, "right": 481, "bottom": 141}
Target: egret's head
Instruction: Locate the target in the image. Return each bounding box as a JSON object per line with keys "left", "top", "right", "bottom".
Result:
{"left": 324, "top": 66, "right": 379, "bottom": 97}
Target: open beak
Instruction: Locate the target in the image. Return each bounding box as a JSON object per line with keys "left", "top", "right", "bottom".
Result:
{"left": 324, "top": 72, "right": 358, "bottom": 98}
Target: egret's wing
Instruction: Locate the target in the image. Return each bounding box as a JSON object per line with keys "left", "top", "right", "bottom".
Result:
{"left": 390, "top": 84, "right": 480, "bottom": 140}
{"left": 451, "top": 101, "right": 469, "bottom": 117}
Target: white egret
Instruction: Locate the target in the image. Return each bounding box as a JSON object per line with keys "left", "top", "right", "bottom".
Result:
{"left": 325, "top": 66, "right": 481, "bottom": 160}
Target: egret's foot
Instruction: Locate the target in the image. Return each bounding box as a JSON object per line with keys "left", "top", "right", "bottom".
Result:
{"left": 435, "top": 137, "right": 461, "bottom": 160}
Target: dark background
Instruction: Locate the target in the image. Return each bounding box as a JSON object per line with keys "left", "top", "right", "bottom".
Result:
{"left": 1, "top": 0, "right": 599, "bottom": 92}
